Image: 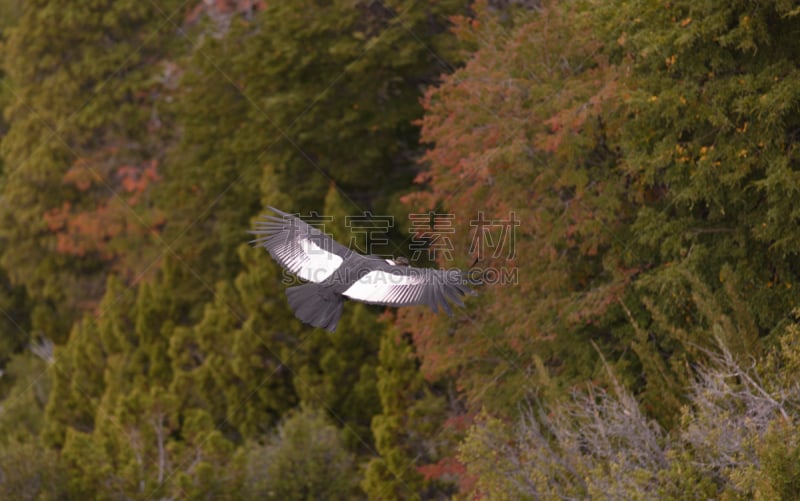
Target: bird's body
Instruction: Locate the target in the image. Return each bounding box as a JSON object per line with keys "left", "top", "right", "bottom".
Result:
{"left": 251, "top": 207, "right": 474, "bottom": 332}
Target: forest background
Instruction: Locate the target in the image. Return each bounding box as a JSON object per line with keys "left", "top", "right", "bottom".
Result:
{"left": 2, "top": 0, "right": 800, "bottom": 499}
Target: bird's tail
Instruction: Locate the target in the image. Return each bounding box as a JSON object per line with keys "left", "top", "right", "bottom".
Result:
{"left": 285, "top": 283, "right": 344, "bottom": 333}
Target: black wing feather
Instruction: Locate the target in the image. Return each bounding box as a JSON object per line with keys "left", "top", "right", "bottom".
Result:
{"left": 250, "top": 207, "right": 352, "bottom": 283}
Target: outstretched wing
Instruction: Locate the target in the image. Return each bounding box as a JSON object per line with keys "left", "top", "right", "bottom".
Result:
{"left": 250, "top": 207, "right": 352, "bottom": 283}
{"left": 342, "top": 264, "right": 475, "bottom": 315}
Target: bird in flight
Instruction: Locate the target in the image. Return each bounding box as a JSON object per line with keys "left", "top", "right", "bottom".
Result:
{"left": 251, "top": 207, "right": 475, "bottom": 332}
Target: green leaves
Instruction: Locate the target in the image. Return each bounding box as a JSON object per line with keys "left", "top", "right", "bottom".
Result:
{"left": 607, "top": 0, "right": 800, "bottom": 342}
{"left": 6, "top": 0, "right": 800, "bottom": 498}
{"left": 363, "top": 330, "right": 451, "bottom": 500}
{"left": 0, "top": 0, "right": 184, "bottom": 335}
{"left": 243, "top": 406, "right": 360, "bottom": 500}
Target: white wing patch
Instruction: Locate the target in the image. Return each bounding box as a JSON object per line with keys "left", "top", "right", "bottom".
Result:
{"left": 273, "top": 238, "right": 344, "bottom": 283}
{"left": 286, "top": 237, "right": 343, "bottom": 282}
{"left": 343, "top": 270, "right": 425, "bottom": 304}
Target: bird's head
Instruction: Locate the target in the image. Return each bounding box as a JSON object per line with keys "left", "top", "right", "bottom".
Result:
{"left": 393, "top": 256, "right": 410, "bottom": 266}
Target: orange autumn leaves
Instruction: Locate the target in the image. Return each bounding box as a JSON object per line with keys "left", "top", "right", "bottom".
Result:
{"left": 44, "top": 155, "right": 165, "bottom": 279}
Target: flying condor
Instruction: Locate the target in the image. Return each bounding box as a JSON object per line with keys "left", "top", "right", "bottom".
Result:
{"left": 250, "top": 207, "right": 475, "bottom": 332}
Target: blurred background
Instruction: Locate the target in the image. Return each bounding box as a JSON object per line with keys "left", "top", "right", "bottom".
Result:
{"left": 1, "top": 0, "right": 800, "bottom": 498}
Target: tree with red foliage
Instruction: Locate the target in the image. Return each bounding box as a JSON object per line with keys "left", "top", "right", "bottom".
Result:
{"left": 400, "top": 0, "right": 632, "bottom": 411}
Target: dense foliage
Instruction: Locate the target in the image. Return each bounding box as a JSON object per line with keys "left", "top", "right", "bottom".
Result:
{"left": 2, "top": 0, "right": 800, "bottom": 498}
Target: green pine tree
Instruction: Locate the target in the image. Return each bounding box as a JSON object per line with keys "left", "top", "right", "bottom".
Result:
{"left": 362, "top": 330, "right": 452, "bottom": 500}
{"left": 0, "top": 0, "right": 184, "bottom": 337}
{"left": 241, "top": 0, "right": 469, "bottom": 212}
{"left": 242, "top": 405, "right": 360, "bottom": 500}
{"left": 592, "top": 0, "right": 800, "bottom": 402}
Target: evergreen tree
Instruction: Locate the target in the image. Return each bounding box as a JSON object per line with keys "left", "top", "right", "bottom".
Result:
{"left": 243, "top": 406, "right": 360, "bottom": 500}
{"left": 602, "top": 0, "right": 800, "bottom": 337}
{"left": 0, "top": 0, "right": 184, "bottom": 337}
{"left": 0, "top": 271, "right": 30, "bottom": 371}
{"left": 0, "top": 352, "right": 50, "bottom": 440}
{"left": 46, "top": 268, "right": 245, "bottom": 498}
{"left": 363, "top": 330, "right": 452, "bottom": 500}
{"left": 168, "top": 245, "right": 300, "bottom": 440}
{"left": 0, "top": 0, "right": 36, "bottom": 372}
{"left": 43, "top": 276, "right": 135, "bottom": 448}
{"left": 0, "top": 436, "right": 66, "bottom": 500}
{"left": 242, "top": 0, "right": 469, "bottom": 211}
{"left": 157, "top": 16, "right": 265, "bottom": 292}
